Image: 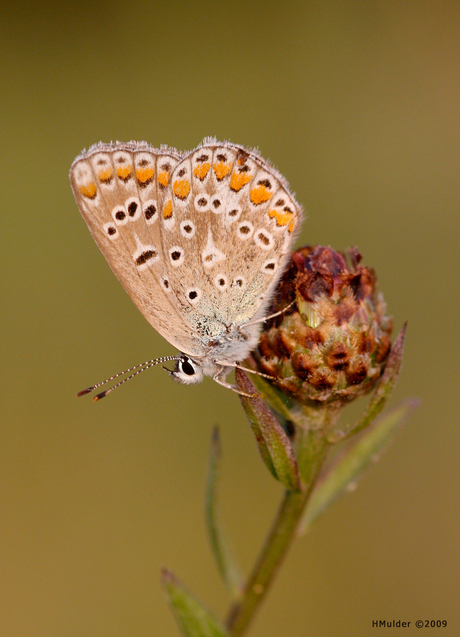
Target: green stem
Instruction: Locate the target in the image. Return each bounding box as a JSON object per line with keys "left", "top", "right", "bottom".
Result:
{"left": 225, "top": 428, "right": 330, "bottom": 637}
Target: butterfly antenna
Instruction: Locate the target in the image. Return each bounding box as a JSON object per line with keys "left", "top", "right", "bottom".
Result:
{"left": 77, "top": 356, "right": 179, "bottom": 401}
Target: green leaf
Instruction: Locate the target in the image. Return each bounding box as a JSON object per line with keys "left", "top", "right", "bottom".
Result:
{"left": 205, "top": 427, "right": 243, "bottom": 599}
{"left": 161, "top": 568, "right": 229, "bottom": 637}
{"left": 235, "top": 370, "right": 302, "bottom": 491}
{"left": 298, "top": 398, "right": 419, "bottom": 535}
{"left": 343, "top": 322, "right": 408, "bottom": 440}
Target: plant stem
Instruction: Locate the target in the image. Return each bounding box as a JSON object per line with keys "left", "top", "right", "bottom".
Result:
{"left": 225, "top": 428, "right": 330, "bottom": 637}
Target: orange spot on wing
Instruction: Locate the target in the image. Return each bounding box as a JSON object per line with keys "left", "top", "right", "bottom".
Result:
{"left": 230, "top": 172, "right": 251, "bottom": 191}
{"left": 271, "top": 210, "right": 294, "bottom": 226}
{"left": 97, "top": 168, "right": 113, "bottom": 183}
{"left": 288, "top": 220, "right": 295, "bottom": 233}
{"left": 250, "top": 185, "right": 273, "bottom": 205}
{"left": 158, "top": 171, "right": 170, "bottom": 187}
{"left": 79, "top": 182, "right": 97, "bottom": 199}
{"left": 163, "top": 200, "right": 173, "bottom": 219}
{"left": 193, "top": 163, "right": 211, "bottom": 180}
{"left": 136, "top": 166, "right": 154, "bottom": 183}
{"left": 213, "top": 162, "right": 231, "bottom": 180}
{"left": 116, "top": 165, "right": 133, "bottom": 180}
{"left": 173, "top": 179, "right": 191, "bottom": 199}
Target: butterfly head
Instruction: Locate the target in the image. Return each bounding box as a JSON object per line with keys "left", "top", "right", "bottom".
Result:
{"left": 164, "top": 354, "right": 204, "bottom": 385}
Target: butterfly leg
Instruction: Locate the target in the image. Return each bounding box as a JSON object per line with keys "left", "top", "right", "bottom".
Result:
{"left": 243, "top": 300, "right": 296, "bottom": 328}
{"left": 215, "top": 360, "right": 274, "bottom": 380}
{"left": 213, "top": 368, "right": 257, "bottom": 398}
{"left": 237, "top": 301, "right": 295, "bottom": 340}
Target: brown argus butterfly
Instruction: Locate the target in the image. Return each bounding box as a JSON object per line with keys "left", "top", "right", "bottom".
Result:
{"left": 70, "top": 139, "right": 303, "bottom": 399}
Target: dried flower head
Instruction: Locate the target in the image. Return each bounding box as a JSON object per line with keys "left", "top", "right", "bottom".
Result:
{"left": 254, "top": 246, "right": 393, "bottom": 406}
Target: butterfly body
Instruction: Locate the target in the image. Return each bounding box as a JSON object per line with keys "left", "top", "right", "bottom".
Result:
{"left": 71, "top": 138, "right": 302, "bottom": 391}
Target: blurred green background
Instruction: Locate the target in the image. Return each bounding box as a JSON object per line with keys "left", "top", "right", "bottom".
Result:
{"left": 1, "top": 1, "right": 459, "bottom": 635}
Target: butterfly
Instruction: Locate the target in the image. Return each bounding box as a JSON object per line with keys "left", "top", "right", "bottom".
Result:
{"left": 70, "top": 138, "right": 302, "bottom": 399}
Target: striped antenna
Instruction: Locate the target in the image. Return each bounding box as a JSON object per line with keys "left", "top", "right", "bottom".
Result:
{"left": 77, "top": 356, "right": 180, "bottom": 401}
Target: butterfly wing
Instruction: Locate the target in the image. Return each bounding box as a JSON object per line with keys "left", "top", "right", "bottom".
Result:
{"left": 70, "top": 141, "right": 204, "bottom": 357}
{"left": 157, "top": 140, "right": 303, "bottom": 340}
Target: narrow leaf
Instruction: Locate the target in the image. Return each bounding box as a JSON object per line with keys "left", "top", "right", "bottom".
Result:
{"left": 344, "top": 322, "right": 407, "bottom": 440}
{"left": 161, "top": 568, "right": 229, "bottom": 637}
{"left": 246, "top": 368, "right": 296, "bottom": 423}
{"left": 298, "top": 398, "right": 419, "bottom": 535}
{"left": 235, "top": 370, "right": 302, "bottom": 491}
{"left": 205, "top": 427, "right": 243, "bottom": 599}
{"left": 244, "top": 356, "right": 310, "bottom": 430}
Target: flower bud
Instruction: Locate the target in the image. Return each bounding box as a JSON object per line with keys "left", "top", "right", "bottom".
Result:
{"left": 255, "top": 246, "right": 393, "bottom": 406}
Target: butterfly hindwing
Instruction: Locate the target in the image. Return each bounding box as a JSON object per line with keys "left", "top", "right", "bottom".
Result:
{"left": 157, "top": 140, "right": 302, "bottom": 337}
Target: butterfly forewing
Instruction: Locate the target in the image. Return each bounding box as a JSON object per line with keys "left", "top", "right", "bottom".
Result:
{"left": 70, "top": 142, "right": 202, "bottom": 356}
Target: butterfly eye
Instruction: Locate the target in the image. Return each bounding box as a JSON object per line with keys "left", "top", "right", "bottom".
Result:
{"left": 179, "top": 356, "right": 196, "bottom": 376}
{"left": 169, "top": 355, "right": 203, "bottom": 385}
